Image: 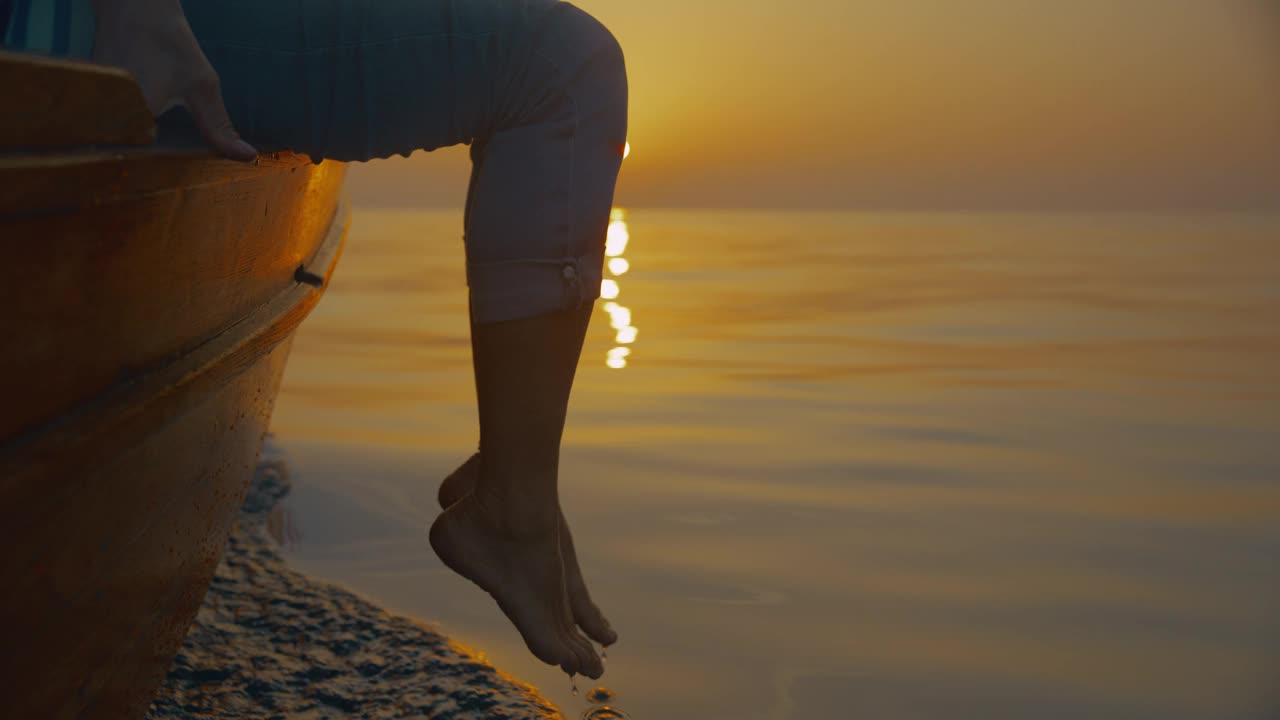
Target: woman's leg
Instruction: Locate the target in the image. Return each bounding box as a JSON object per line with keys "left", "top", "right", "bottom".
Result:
{"left": 432, "top": 2, "right": 628, "bottom": 680}
{"left": 431, "top": 304, "right": 602, "bottom": 677}
{"left": 185, "top": 0, "right": 628, "bottom": 678}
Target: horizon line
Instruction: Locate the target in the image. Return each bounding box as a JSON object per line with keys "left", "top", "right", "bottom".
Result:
{"left": 347, "top": 201, "right": 1280, "bottom": 215}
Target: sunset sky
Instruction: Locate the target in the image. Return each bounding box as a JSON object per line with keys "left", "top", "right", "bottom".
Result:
{"left": 346, "top": 0, "right": 1280, "bottom": 210}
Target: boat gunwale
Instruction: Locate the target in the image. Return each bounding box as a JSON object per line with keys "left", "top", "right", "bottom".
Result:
{"left": 0, "top": 148, "right": 322, "bottom": 216}
{"left": 0, "top": 144, "right": 302, "bottom": 169}
{"left": 0, "top": 195, "right": 350, "bottom": 487}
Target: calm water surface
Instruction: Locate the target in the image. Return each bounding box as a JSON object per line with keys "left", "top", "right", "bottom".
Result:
{"left": 270, "top": 209, "right": 1280, "bottom": 720}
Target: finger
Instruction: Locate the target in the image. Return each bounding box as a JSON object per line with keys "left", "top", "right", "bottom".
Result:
{"left": 185, "top": 70, "right": 258, "bottom": 162}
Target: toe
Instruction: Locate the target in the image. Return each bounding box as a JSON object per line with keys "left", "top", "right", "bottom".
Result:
{"left": 568, "top": 631, "right": 604, "bottom": 680}
{"left": 558, "top": 518, "right": 618, "bottom": 646}
{"left": 501, "top": 592, "right": 580, "bottom": 675}
{"left": 518, "top": 619, "right": 577, "bottom": 674}
{"left": 556, "top": 644, "right": 580, "bottom": 676}
{"left": 572, "top": 597, "right": 618, "bottom": 647}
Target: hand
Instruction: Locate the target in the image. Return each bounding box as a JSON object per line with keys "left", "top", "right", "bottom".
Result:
{"left": 91, "top": 0, "right": 257, "bottom": 162}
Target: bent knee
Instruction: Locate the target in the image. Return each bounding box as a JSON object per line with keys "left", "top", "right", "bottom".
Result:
{"left": 578, "top": 8, "right": 628, "bottom": 99}
{"left": 592, "top": 17, "right": 629, "bottom": 124}
{"left": 539, "top": 3, "right": 628, "bottom": 136}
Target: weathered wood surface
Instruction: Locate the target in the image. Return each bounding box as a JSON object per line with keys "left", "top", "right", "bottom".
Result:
{"left": 0, "top": 147, "right": 349, "bottom": 719}
{"left": 0, "top": 49, "right": 155, "bottom": 147}
{"left": 0, "top": 151, "right": 346, "bottom": 441}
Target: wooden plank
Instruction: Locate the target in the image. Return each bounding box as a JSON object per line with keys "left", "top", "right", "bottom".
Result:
{"left": 0, "top": 155, "right": 346, "bottom": 440}
{"left": 2, "top": 338, "right": 296, "bottom": 720}
{"left": 0, "top": 185, "right": 349, "bottom": 719}
{"left": 0, "top": 149, "right": 316, "bottom": 215}
{"left": 0, "top": 49, "right": 155, "bottom": 147}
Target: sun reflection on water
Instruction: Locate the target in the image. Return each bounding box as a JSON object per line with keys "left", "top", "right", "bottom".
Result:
{"left": 601, "top": 207, "right": 638, "bottom": 368}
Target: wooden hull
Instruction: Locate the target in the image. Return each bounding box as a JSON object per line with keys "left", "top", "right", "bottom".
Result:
{"left": 0, "top": 148, "right": 348, "bottom": 719}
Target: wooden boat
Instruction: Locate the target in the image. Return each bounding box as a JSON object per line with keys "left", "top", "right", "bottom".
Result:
{"left": 0, "top": 51, "right": 348, "bottom": 718}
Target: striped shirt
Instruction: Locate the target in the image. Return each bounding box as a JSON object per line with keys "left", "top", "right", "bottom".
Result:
{"left": 1, "top": 0, "right": 96, "bottom": 58}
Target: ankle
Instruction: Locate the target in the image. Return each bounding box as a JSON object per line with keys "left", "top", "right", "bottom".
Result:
{"left": 470, "top": 485, "right": 560, "bottom": 539}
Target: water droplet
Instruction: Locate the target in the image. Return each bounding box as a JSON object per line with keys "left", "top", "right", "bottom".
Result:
{"left": 601, "top": 645, "right": 609, "bottom": 660}
{"left": 569, "top": 673, "right": 579, "bottom": 697}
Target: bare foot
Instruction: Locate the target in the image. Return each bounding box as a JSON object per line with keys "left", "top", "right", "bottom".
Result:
{"left": 429, "top": 492, "right": 604, "bottom": 678}
{"left": 439, "top": 454, "right": 618, "bottom": 648}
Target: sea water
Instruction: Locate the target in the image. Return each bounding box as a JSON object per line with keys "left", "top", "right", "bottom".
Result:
{"left": 271, "top": 208, "right": 1280, "bottom": 720}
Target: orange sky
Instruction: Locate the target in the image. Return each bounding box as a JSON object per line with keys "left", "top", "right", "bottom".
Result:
{"left": 347, "top": 0, "right": 1280, "bottom": 210}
